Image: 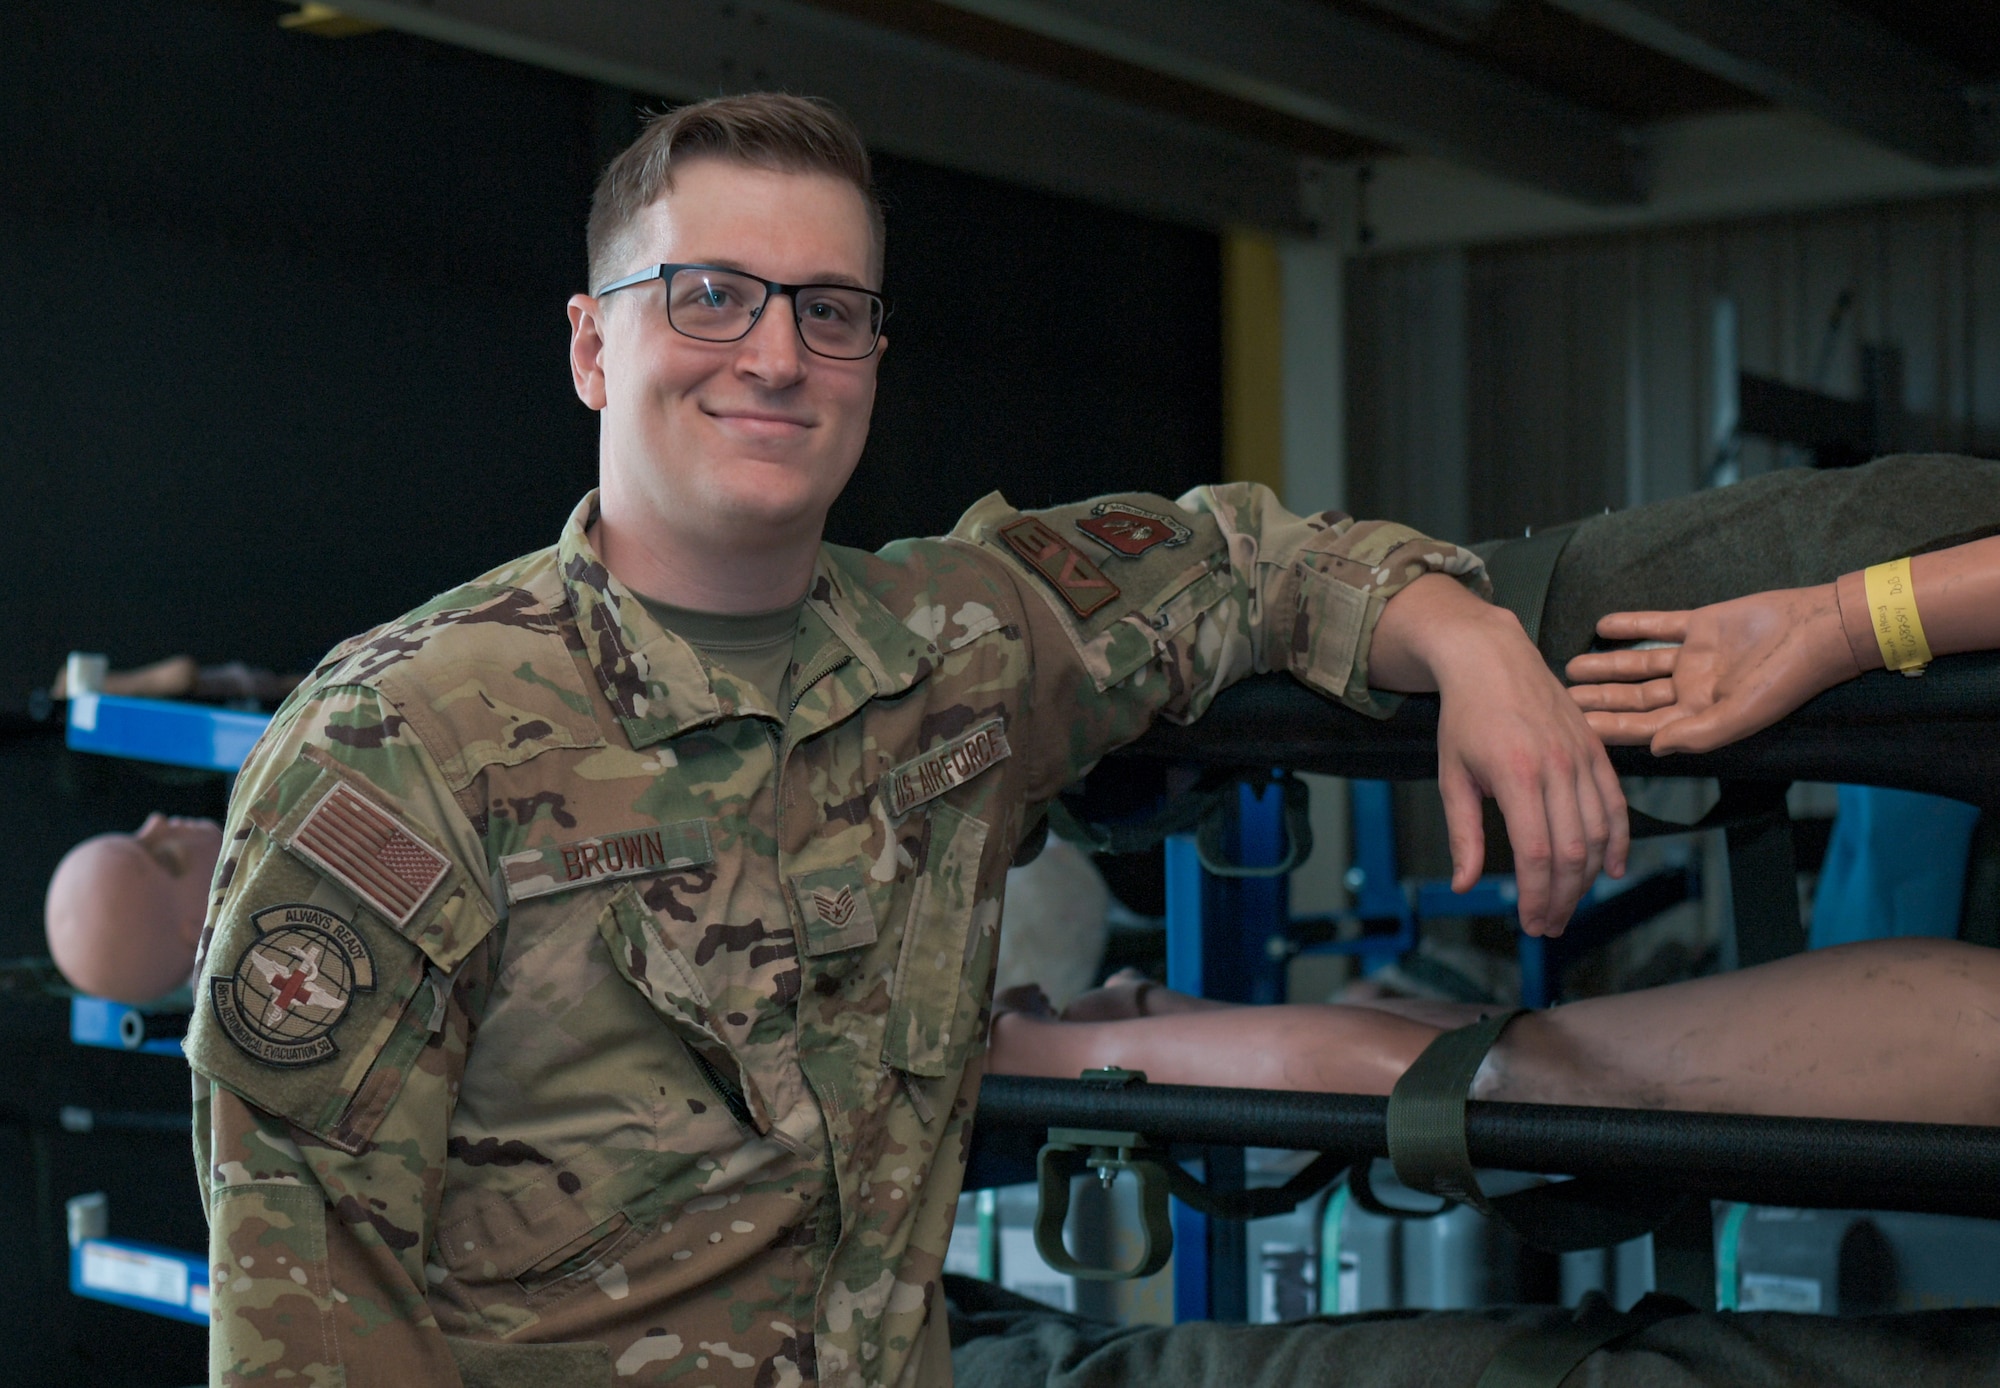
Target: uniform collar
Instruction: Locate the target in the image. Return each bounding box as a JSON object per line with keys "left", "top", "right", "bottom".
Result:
{"left": 557, "top": 492, "right": 937, "bottom": 748}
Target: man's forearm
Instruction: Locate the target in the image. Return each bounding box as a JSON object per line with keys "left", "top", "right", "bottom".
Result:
{"left": 1368, "top": 572, "right": 1526, "bottom": 693}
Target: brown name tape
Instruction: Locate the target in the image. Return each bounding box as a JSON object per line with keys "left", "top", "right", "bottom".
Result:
{"left": 884, "top": 718, "right": 1012, "bottom": 817}
{"left": 501, "top": 820, "right": 714, "bottom": 903}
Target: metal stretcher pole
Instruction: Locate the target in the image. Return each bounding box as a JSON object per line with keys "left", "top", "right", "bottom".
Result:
{"left": 1722, "top": 782, "right": 1805, "bottom": 968}
{"left": 977, "top": 1075, "right": 2000, "bottom": 1221}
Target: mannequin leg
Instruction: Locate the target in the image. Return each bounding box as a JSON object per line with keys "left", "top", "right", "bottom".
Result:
{"left": 988, "top": 938, "right": 2000, "bottom": 1125}
{"left": 1481, "top": 936, "right": 2000, "bottom": 1125}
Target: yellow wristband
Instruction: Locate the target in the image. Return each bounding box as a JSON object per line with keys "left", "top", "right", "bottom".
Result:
{"left": 1863, "top": 557, "right": 1933, "bottom": 676}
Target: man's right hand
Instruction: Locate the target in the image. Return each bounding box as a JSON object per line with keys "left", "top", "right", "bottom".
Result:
{"left": 1371, "top": 574, "right": 1628, "bottom": 937}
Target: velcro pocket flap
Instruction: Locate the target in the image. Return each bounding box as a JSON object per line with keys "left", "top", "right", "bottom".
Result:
{"left": 883, "top": 804, "right": 990, "bottom": 1078}
{"left": 1077, "top": 558, "right": 1234, "bottom": 694}
{"left": 1291, "top": 561, "right": 1371, "bottom": 703}
{"left": 435, "top": 1146, "right": 626, "bottom": 1280}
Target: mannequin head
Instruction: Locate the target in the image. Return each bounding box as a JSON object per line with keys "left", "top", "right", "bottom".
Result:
{"left": 45, "top": 814, "right": 222, "bottom": 1003}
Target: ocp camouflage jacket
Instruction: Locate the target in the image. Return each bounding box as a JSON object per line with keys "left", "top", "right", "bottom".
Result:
{"left": 188, "top": 484, "right": 1485, "bottom": 1388}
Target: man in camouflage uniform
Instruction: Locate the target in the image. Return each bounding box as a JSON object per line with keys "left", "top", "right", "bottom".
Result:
{"left": 189, "top": 94, "right": 1626, "bottom": 1387}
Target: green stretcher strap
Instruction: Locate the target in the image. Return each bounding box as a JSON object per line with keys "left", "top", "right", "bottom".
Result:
{"left": 1475, "top": 1292, "right": 1700, "bottom": 1388}
{"left": 1385, "top": 1008, "right": 1528, "bottom": 1213}
{"left": 1476, "top": 522, "right": 1579, "bottom": 651}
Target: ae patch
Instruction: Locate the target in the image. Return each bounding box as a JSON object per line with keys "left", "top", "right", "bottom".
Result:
{"left": 211, "top": 903, "right": 375, "bottom": 1067}
{"left": 1074, "top": 502, "right": 1192, "bottom": 558}
{"left": 998, "top": 517, "right": 1121, "bottom": 619}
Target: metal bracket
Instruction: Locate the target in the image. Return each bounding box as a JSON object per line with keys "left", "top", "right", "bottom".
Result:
{"left": 1034, "top": 1127, "right": 1176, "bottom": 1281}
{"left": 1030, "top": 1068, "right": 1351, "bottom": 1281}
{"left": 1195, "top": 774, "right": 1314, "bottom": 878}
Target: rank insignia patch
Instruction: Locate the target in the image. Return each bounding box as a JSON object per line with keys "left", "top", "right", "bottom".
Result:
{"left": 811, "top": 885, "right": 860, "bottom": 928}
{"left": 787, "top": 865, "right": 880, "bottom": 956}
{"left": 1074, "top": 502, "right": 1192, "bottom": 558}
{"left": 212, "top": 904, "right": 376, "bottom": 1067}
{"left": 291, "top": 782, "right": 449, "bottom": 927}
{"left": 998, "top": 517, "right": 1121, "bottom": 619}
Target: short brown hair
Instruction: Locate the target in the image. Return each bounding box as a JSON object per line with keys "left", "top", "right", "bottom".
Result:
{"left": 586, "top": 92, "right": 885, "bottom": 291}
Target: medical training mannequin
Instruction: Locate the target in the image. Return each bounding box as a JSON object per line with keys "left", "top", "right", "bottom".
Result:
{"left": 1566, "top": 531, "right": 2000, "bottom": 751}
{"left": 989, "top": 534, "right": 2000, "bottom": 1128}
{"left": 45, "top": 814, "right": 221, "bottom": 1004}
{"left": 49, "top": 653, "right": 300, "bottom": 704}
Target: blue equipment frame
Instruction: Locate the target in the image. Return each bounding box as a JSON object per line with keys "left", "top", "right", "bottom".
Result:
{"left": 59, "top": 694, "right": 266, "bottom": 1326}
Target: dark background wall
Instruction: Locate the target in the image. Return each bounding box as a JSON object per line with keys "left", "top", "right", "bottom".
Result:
{"left": 0, "top": 2, "right": 1220, "bottom": 1381}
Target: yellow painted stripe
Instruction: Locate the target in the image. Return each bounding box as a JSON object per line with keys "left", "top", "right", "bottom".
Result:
{"left": 1222, "top": 229, "right": 1284, "bottom": 494}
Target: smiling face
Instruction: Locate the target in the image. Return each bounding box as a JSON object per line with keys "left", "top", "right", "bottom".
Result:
{"left": 568, "top": 158, "right": 885, "bottom": 563}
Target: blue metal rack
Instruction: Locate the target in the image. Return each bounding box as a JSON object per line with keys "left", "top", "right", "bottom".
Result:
{"left": 58, "top": 693, "right": 263, "bottom": 1326}
{"left": 65, "top": 692, "right": 269, "bottom": 773}
{"left": 66, "top": 1194, "right": 209, "bottom": 1325}
{"left": 70, "top": 995, "right": 185, "bottom": 1058}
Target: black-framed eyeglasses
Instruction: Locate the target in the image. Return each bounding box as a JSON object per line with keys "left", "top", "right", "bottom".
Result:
{"left": 592, "top": 263, "right": 888, "bottom": 361}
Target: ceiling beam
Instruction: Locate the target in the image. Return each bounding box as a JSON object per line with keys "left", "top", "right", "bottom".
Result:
{"left": 1543, "top": 0, "right": 1998, "bottom": 168}
{"left": 922, "top": 0, "right": 1647, "bottom": 205}
{"left": 324, "top": 0, "right": 1317, "bottom": 233}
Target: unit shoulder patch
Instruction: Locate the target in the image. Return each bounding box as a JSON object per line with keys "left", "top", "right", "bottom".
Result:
{"left": 211, "top": 903, "right": 375, "bottom": 1067}
{"left": 1074, "top": 501, "right": 1192, "bottom": 558}
{"left": 998, "top": 517, "right": 1121, "bottom": 619}
{"left": 291, "top": 782, "right": 450, "bottom": 928}
{"left": 884, "top": 718, "right": 1013, "bottom": 817}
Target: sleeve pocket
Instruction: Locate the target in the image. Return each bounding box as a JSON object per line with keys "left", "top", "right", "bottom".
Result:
{"left": 883, "top": 803, "right": 990, "bottom": 1078}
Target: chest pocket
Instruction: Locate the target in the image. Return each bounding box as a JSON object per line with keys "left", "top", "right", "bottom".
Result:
{"left": 596, "top": 884, "right": 779, "bottom": 1135}
{"left": 883, "top": 802, "right": 990, "bottom": 1078}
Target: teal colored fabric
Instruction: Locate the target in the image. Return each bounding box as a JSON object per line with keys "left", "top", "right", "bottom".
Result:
{"left": 1810, "top": 787, "right": 1983, "bottom": 948}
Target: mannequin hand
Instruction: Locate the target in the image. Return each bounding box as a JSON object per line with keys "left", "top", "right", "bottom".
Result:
{"left": 1565, "top": 584, "right": 1860, "bottom": 754}
{"left": 1372, "top": 576, "right": 1628, "bottom": 937}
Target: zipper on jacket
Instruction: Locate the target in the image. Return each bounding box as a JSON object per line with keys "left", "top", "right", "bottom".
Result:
{"left": 789, "top": 648, "right": 851, "bottom": 712}
{"left": 686, "top": 1042, "right": 755, "bottom": 1132}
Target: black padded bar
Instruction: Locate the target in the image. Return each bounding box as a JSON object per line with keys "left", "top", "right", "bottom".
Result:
{"left": 975, "top": 1076, "right": 2000, "bottom": 1220}
{"left": 1119, "top": 653, "right": 2000, "bottom": 810}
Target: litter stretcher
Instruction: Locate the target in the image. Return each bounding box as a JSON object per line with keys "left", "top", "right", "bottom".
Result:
{"left": 969, "top": 651, "right": 2000, "bottom": 1325}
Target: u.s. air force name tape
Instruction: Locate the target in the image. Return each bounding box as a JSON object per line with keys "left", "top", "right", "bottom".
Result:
{"left": 883, "top": 717, "right": 1012, "bottom": 817}
{"left": 500, "top": 819, "right": 714, "bottom": 903}
{"left": 212, "top": 903, "right": 375, "bottom": 1067}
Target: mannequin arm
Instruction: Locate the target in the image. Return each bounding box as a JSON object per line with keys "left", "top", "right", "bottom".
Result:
{"left": 1566, "top": 534, "right": 2000, "bottom": 754}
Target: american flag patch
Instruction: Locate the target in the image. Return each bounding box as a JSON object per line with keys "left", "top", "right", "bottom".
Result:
{"left": 292, "top": 783, "right": 450, "bottom": 928}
